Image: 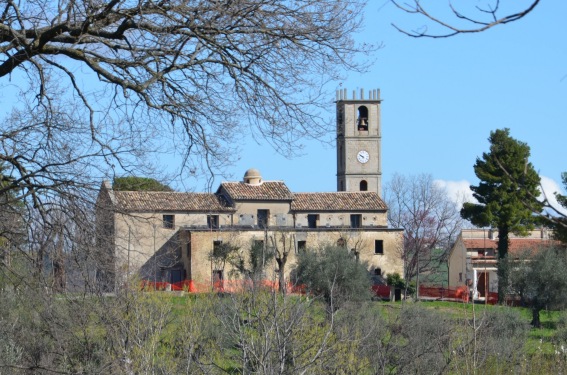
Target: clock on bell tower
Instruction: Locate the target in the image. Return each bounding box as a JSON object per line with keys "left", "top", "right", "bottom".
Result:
{"left": 336, "top": 88, "right": 382, "bottom": 197}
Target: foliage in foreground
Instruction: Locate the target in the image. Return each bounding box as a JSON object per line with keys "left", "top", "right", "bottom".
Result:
{"left": 5, "top": 280, "right": 567, "bottom": 374}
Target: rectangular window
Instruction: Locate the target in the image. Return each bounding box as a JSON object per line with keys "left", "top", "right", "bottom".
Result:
{"left": 297, "top": 240, "right": 307, "bottom": 253}
{"left": 374, "top": 240, "right": 384, "bottom": 254}
{"left": 163, "top": 214, "right": 175, "bottom": 229}
{"left": 350, "top": 214, "right": 362, "bottom": 228}
{"left": 307, "top": 214, "right": 318, "bottom": 229}
{"left": 253, "top": 240, "right": 264, "bottom": 251}
{"left": 212, "top": 240, "right": 223, "bottom": 256}
{"left": 207, "top": 215, "right": 219, "bottom": 229}
{"left": 257, "top": 209, "right": 269, "bottom": 229}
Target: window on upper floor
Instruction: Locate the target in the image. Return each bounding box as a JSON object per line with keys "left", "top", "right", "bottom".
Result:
{"left": 350, "top": 214, "right": 362, "bottom": 228}
{"left": 163, "top": 214, "right": 175, "bottom": 229}
{"left": 207, "top": 215, "right": 219, "bottom": 229}
{"left": 257, "top": 209, "right": 269, "bottom": 229}
{"left": 360, "top": 180, "right": 368, "bottom": 191}
{"left": 307, "top": 214, "right": 318, "bottom": 229}
{"left": 375, "top": 240, "right": 384, "bottom": 255}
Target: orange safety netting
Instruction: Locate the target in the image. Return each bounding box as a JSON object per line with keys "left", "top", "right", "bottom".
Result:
{"left": 140, "top": 279, "right": 306, "bottom": 294}
{"left": 418, "top": 285, "right": 470, "bottom": 303}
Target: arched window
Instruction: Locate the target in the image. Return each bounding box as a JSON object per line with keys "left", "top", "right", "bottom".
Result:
{"left": 357, "top": 106, "right": 368, "bottom": 131}
{"left": 359, "top": 180, "right": 368, "bottom": 191}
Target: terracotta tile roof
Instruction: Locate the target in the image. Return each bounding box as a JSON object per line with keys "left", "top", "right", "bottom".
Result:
{"left": 291, "top": 192, "right": 387, "bottom": 211}
{"left": 463, "top": 238, "right": 559, "bottom": 255}
{"left": 112, "top": 191, "right": 233, "bottom": 212}
{"left": 219, "top": 181, "right": 293, "bottom": 201}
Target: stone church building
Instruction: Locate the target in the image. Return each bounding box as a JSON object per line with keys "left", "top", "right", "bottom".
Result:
{"left": 95, "top": 89, "right": 403, "bottom": 291}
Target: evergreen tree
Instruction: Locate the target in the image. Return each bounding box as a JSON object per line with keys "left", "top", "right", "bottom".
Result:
{"left": 461, "top": 128, "right": 542, "bottom": 302}
{"left": 113, "top": 177, "right": 173, "bottom": 192}
{"left": 550, "top": 172, "right": 567, "bottom": 244}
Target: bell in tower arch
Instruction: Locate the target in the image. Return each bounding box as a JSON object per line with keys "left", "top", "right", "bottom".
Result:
{"left": 357, "top": 106, "right": 368, "bottom": 131}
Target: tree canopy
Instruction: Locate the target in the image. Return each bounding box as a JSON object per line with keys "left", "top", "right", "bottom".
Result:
{"left": 0, "top": 0, "right": 371, "bottom": 285}
{"left": 0, "top": 0, "right": 371, "bottom": 198}
{"left": 294, "top": 245, "right": 372, "bottom": 311}
{"left": 384, "top": 173, "right": 462, "bottom": 283}
{"left": 461, "top": 128, "right": 542, "bottom": 301}
{"left": 507, "top": 246, "right": 567, "bottom": 327}
{"left": 113, "top": 177, "right": 173, "bottom": 192}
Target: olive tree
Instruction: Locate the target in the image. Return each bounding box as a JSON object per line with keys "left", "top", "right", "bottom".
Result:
{"left": 294, "top": 245, "right": 372, "bottom": 312}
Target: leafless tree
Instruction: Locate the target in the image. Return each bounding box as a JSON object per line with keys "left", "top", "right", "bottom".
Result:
{"left": 269, "top": 231, "right": 294, "bottom": 295}
{"left": 1, "top": 0, "right": 372, "bottom": 196}
{"left": 0, "top": 0, "right": 372, "bottom": 289}
{"left": 392, "top": 0, "right": 540, "bottom": 38}
{"left": 384, "top": 173, "right": 463, "bottom": 284}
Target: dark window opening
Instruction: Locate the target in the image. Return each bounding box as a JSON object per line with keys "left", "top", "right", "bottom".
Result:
{"left": 297, "top": 240, "right": 307, "bottom": 253}
{"left": 350, "top": 214, "right": 362, "bottom": 228}
{"left": 207, "top": 215, "right": 219, "bottom": 229}
{"left": 257, "top": 209, "right": 269, "bottom": 228}
{"left": 375, "top": 240, "right": 384, "bottom": 254}
{"left": 212, "top": 240, "right": 223, "bottom": 256}
{"left": 357, "top": 106, "right": 368, "bottom": 131}
{"left": 360, "top": 180, "right": 368, "bottom": 191}
{"left": 254, "top": 240, "right": 264, "bottom": 248}
{"left": 307, "top": 214, "right": 318, "bottom": 229}
{"left": 163, "top": 214, "right": 175, "bottom": 229}
{"left": 374, "top": 268, "right": 382, "bottom": 276}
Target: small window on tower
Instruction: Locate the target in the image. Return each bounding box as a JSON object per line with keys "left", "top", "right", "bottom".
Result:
{"left": 357, "top": 106, "right": 368, "bottom": 131}
{"left": 360, "top": 180, "right": 368, "bottom": 191}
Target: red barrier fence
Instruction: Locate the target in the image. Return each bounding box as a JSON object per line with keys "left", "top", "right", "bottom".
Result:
{"left": 140, "top": 279, "right": 306, "bottom": 294}
{"left": 140, "top": 280, "right": 498, "bottom": 305}
{"left": 418, "top": 285, "right": 470, "bottom": 303}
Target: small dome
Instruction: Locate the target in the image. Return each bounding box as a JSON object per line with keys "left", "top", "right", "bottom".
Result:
{"left": 243, "top": 168, "right": 262, "bottom": 185}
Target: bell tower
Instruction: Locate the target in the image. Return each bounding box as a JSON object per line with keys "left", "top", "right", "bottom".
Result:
{"left": 336, "top": 88, "right": 382, "bottom": 197}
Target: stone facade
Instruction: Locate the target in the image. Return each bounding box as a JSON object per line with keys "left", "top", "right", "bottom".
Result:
{"left": 95, "top": 170, "right": 403, "bottom": 291}
{"left": 95, "top": 88, "right": 403, "bottom": 291}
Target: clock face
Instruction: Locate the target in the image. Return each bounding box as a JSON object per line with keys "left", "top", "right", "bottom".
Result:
{"left": 357, "top": 150, "right": 370, "bottom": 164}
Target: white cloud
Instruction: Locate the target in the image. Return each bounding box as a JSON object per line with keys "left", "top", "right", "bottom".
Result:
{"left": 434, "top": 176, "right": 567, "bottom": 217}
{"left": 539, "top": 175, "right": 567, "bottom": 216}
{"left": 433, "top": 179, "right": 475, "bottom": 206}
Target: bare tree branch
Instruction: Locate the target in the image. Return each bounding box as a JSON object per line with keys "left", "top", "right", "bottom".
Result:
{"left": 391, "top": 0, "right": 540, "bottom": 38}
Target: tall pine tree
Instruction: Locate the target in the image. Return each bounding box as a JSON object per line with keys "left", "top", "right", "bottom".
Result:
{"left": 461, "top": 128, "right": 542, "bottom": 303}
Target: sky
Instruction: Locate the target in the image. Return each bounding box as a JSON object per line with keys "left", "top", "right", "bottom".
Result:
{"left": 226, "top": 1, "right": 567, "bottom": 210}
{"left": 1, "top": 1, "right": 565, "bottom": 211}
